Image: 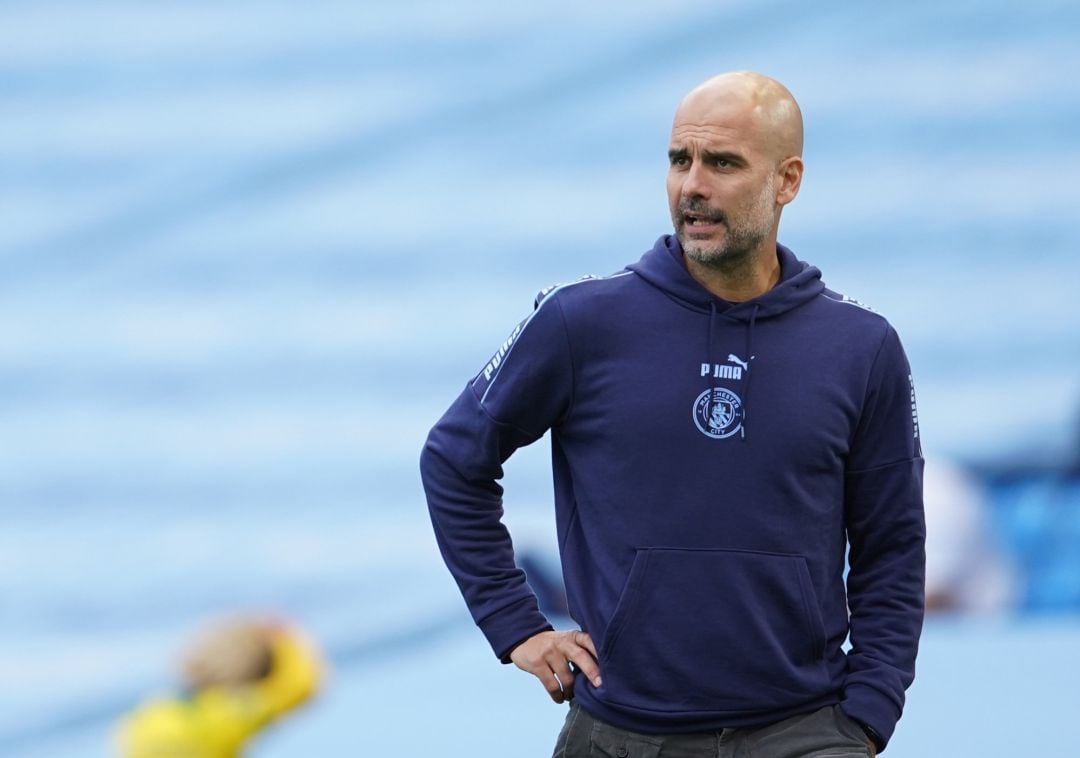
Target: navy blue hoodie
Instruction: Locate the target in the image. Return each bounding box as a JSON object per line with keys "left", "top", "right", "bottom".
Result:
{"left": 421, "top": 236, "right": 924, "bottom": 749}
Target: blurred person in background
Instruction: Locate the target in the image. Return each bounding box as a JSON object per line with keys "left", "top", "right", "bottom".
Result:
{"left": 116, "top": 616, "right": 323, "bottom": 758}
{"left": 422, "top": 71, "right": 924, "bottom": 757}
{"left": 923, "top": 458, "right": 1019, "bottom": 614}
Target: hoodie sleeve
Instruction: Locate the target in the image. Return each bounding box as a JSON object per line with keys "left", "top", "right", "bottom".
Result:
{"left": 419, "top": 293, "right": 574, "bottom": 662}
{"left": 841, "top": 324, "right": 926, "bottom": 752}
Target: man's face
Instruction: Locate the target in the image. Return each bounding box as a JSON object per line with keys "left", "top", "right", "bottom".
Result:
{"left": 666, "top": 96, "right": 780, "bottom": 270}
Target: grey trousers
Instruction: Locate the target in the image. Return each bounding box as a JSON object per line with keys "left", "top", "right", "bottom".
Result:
{"left": 552, "top": 701, "right": 874, "bottom": 758}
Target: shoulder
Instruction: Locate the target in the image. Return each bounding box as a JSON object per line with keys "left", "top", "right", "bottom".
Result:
{"left": 818, "top": 287, "right": 885, "bottom": 317}
{"left": 533, "top": 269, "right": 638, "bottom": 310}
{"left": 816, "top": 287, "right": 896, "bottom": 336}
{"left": 117, "top": 696, "right": 205, "bottom": 751}
{"left": 809, "top": 288, "right": 915, "bottom": 371}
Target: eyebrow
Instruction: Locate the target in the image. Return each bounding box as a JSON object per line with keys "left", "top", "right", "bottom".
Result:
{"left": 703, "top": 149, "right": 747, "bottom": 167}
{"left": 667, "top": 147, "right": 747, "bottom": 167}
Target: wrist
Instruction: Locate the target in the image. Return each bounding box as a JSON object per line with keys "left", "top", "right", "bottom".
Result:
{"left": 501, "top": 625, "right": 554, "bottom": 663}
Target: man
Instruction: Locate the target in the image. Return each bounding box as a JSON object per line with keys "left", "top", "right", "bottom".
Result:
{"left": 117, "top": 616, "right": 323, "bottom": 757}
{"left": 421, "top": 71, "right": 924, "bottom": 757}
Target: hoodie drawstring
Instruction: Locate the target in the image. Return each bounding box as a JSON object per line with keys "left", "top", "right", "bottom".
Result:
{"left": 740, "top": 304, "right": 760, "bottom": 441}
{"left": 706, "top": 302, "right": 718, "bottom": 427}
{"left": 627, "top": 237, "right": 824, "bottom": 445}
{"left": 705, "top": 301, "right": 758, "bottom": 443}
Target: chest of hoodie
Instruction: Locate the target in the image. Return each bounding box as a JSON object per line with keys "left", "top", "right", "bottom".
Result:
{"left": 553, "top": 287, "right": 873, "bottom": 547}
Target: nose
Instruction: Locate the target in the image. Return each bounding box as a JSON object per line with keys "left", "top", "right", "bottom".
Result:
{"left": 680, "top": 161, "right": 710, "bottom": 201}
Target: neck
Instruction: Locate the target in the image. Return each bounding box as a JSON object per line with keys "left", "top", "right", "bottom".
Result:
{"left": 684, "top": 245, "right": 781, "bottom": 302}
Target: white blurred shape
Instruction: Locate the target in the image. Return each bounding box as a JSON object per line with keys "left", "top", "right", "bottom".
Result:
{"left": 924, "top": 458, "right": 1020, "bottom": 614}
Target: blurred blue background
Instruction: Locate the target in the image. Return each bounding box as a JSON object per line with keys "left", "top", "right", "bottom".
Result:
{"left": 2, "top": 1, "right": 1078, "bottom": 756}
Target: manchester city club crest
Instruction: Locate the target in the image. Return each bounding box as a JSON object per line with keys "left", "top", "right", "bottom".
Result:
{"left": 693, "top": 387, "right": 744, "bottom": 439}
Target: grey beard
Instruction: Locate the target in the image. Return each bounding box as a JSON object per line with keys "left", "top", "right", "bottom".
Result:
{"left": 681, "top": 226, "right": 767, "bottom": 276}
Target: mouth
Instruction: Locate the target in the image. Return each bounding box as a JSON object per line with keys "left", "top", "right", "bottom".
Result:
{"left": 681, "top": 210, "right": 725, "bottom": 231}
{"left": 685, "top": 214, "right": 718, "bottom": 226}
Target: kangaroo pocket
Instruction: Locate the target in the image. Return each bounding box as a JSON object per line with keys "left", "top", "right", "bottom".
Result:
{"left": 599, "top": 548, "right": 829, "bottom": 714}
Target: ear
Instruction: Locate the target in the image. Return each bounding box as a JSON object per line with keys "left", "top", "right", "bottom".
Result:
{"left": 775, "top": 156, "right": 803, "bottom": 206}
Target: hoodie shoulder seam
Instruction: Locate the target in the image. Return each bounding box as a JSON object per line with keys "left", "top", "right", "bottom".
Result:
{"left": 469, "top": 382, "right": 546, "bottom": 439}
{"left": 846, "top": 455, "right": 923, "bottom": 476}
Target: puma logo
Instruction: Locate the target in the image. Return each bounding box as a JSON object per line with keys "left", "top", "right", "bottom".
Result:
{"left": 727, "top": 354, "right": 751, "bottom": 372}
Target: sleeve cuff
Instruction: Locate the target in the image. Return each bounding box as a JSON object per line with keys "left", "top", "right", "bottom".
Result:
{"left": 841, "top": 683, "right": 902, "bottom": 752}
{"left": 475, "top": 596, "right": 553, "bottom": 663}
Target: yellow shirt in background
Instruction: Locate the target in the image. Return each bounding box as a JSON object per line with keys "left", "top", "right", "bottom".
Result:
{"left": 117, "top": 629, "right": 322, "bottom": 758}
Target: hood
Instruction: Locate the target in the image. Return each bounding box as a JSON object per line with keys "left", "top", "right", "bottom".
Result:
{"left": 628, "top": 235, "right": 825, "bottom": 440}
{"left": 628, "top": 235, "right": 824, "bottom": 318}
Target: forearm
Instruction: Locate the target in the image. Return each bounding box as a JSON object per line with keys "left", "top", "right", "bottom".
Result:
{"left": 842, "top": 457, "right": 926, "bottom": 750}
{"left": 423, "top": 296, "right": 574, "bottom": 660}
{"left": 421, "top": 393, "right": 551, "bottom": 659}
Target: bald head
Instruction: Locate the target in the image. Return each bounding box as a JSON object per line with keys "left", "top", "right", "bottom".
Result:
{"left": 666, "top": 71, "right": 806, "bottom": 292}
{"left": 675, "top": 71, "right": 803, "bottom": 162}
